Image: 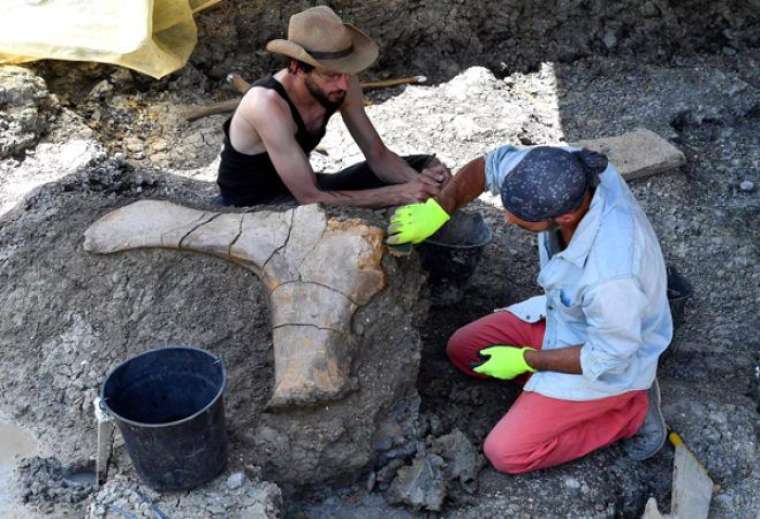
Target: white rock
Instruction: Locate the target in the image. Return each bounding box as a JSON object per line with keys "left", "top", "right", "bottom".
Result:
{"left": 226, "top": 472, "right": 245, "bottom": 490}
{"left": 125, "top": 138, "right": 143, "bottom": 152}
{"left": 87, "top": 80, "right": 113, "bottom": 100}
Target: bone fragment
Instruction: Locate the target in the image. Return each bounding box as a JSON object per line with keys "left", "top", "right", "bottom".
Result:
{"left": 84, "top": 201, "right": 385, "bottom": 407}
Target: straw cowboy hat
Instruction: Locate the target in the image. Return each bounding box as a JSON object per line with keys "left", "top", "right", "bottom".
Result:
{"left": 266, "top": 6, "right": 379, "bottom": 74}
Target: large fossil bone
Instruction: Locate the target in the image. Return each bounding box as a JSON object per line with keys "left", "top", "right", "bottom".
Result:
{"left": 83, "top": 200, "right": 386, "bottom": 407}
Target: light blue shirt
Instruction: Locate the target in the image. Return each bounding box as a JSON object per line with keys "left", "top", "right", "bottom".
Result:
{"left": 484, "top": 145, "right": 673, "bottom": 401}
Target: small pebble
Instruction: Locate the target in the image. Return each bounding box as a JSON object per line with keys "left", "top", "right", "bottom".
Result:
{"left": 226, "top": 472, "right": 245, "bottom": 490}
{"left": 366, "top": 470, "right": 377, "bottom": 492}
{"left": 739, "top": 180, "right": 754, "bottom": 192}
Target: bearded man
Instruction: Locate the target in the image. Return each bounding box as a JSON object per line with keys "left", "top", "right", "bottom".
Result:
{"left": 217, "top": 6, "right": 450, "bottom": 208}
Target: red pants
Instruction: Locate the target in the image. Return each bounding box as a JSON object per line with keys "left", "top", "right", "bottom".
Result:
{"left": 447, "top": 311, "right": 648, "bottom": 474}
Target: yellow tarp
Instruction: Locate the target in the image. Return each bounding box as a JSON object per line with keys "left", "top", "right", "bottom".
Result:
{"left": 0, "top": 0, "right": 220, "bottom": 79}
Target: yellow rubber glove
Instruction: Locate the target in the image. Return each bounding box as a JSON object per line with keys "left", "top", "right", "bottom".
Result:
{"left": 473, "top": 346, "right": 537, "bottom": 380}
{"left": 386, "top": 198, "right": 450, "bottom": 245}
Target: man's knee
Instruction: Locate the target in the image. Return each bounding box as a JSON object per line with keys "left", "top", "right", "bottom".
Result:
{"left": 483, "top": 428, "right": 542, "bottom": 475}
{"left": 446, "top": 326, "right": 470, "bottom": 364}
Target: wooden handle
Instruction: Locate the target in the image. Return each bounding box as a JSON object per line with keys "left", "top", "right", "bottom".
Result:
{"left": 226, "top": 73, "right": 252, "bottom": 95}
{"left": 361, "top": 75, "right": 427, "bottom": 90}
{"left": 185, "top": 98, "right": 241, "bottom": 122}
{"left": 225, "top": 72, "right": 427, "bottom": 94}
{"left": 186, "top": 74, "right": 428, "bottom": 122}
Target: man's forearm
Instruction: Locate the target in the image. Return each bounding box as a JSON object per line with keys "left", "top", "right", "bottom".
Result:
{"left": 524, "top": 346, "right": 583, "bottom": 375}
{"left": 304, "top": 184, "right": 407, "bottom": 209}
{"left": 367, "top": 148, "right": 418, "bottom": 184}
{"left": 435, "top": 158, "right": 486, "bottom": 214}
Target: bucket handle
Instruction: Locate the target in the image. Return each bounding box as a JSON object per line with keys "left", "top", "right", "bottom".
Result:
{"left": 95, "top": 397, "right": 113, "bottom": 421}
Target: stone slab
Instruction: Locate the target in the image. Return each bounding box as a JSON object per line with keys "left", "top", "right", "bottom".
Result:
{"left": 570, "top": 127, "right": 686, "bottom": 181}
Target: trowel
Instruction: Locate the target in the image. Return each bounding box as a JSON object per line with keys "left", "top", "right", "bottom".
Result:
{"left": 641, "top": 429, "right": 713, "bottom": 519}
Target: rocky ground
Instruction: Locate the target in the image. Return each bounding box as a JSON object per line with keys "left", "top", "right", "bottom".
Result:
{"left": 291, "top": 50, "right": 760, "bottom": 517}
{"left": 1, "top": 21, "right": 759, "bottom": 519}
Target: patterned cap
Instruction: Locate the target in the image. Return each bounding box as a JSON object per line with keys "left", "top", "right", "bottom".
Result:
{"left": 500, "top": 146, "right": 608, "bottom": 222}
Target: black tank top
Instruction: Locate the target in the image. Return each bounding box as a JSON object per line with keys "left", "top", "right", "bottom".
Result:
{"left": 216, "top": 75, "right": 334, "bottom": 203}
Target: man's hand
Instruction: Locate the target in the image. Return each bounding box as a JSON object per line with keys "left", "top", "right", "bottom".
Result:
{"left": 472, "top": 346, "right": 537, "bottom": 380}
{"left": 420, "top": 161, "right": 452, "bottom": 187}
{"left": 386, "top": 198, "right": 450, "bottom": 244}
{"left": 394, "top": 176, "right": 442, "bottom": 204}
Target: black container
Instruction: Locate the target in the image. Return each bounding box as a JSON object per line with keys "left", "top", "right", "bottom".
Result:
{"left": 417, "top": 211, "right": 493, "bottom": 306}
{"left": 101, "top": 346, "right": 227, "bottom": 491}
{"left": 666, "top": 265, "right": 692, "bottom": 331}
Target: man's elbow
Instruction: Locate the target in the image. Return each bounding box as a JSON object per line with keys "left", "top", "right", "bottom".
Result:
{"left": 365, "top": 143, "right": 389, "bottom": 166}
{"left": 294, "top": 188, "right": 327, "bottom": 206}
{"left": 295, "top": 193, "right": 321, "bottom": 206}
{"left": 580, "top": 344, "right": 636, "bottom": 381}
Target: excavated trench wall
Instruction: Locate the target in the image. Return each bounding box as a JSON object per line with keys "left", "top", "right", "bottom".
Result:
{"left": 193, "top": 0, "right": 760, "bottom": 81}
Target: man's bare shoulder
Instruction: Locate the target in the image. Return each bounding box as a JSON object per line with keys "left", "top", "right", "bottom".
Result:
{"left": 238, "top": 86, "right": 291, "bottom": 126}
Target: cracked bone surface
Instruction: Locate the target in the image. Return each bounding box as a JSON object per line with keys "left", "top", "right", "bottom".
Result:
{"left": 83, "top": 200, "right": 386, "bottom": 407}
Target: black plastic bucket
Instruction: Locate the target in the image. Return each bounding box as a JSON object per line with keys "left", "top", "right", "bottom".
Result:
{"left": 101, "top": 346, "right": 227, "bottom": 491}
{"left": 417, "top": 211, "right": 493, "bottom": 306}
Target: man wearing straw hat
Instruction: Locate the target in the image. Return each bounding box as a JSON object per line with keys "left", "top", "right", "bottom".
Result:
{"left": 216, "top": 6, "right": 450, "bottom": 208}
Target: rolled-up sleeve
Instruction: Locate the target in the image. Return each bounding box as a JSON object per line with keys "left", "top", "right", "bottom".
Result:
{"left": 484, "top": 145, "right": 520, "bottom": 195}
{"left": 501, "top": 294, "right": 547, "bottom": 323}
{"left": 579, "top": 277, "right": 648, "bottom": 381}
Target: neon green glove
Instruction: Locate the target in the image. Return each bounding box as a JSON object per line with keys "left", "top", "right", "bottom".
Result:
{"left": 386, "top": 198, "right": 450, "bottom": 245}
{"left": 473, "top": 346, "right": 537, "bottom": 380}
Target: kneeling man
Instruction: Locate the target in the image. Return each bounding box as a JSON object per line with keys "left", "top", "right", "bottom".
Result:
{"left": 387, "top": 145, "right": 672, "bottom": 473}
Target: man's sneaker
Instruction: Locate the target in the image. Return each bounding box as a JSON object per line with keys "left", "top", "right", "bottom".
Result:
{"left": 623, "top": 378, "right": 667, "bottom": 461}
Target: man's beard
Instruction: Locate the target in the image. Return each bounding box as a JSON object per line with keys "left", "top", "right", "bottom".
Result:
{"left": 305, "top": 76, "right": 346, "bottom": 111}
